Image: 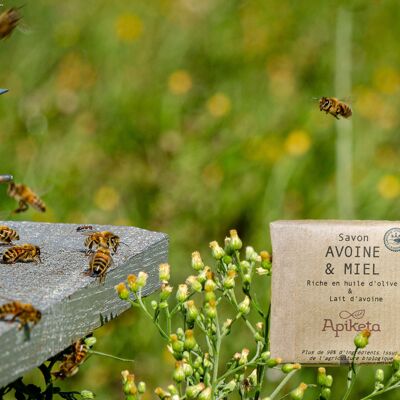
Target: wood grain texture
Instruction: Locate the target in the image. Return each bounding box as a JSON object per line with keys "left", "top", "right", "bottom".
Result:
{"left": 0, "top": 221, "right": 168, "bottom": 387}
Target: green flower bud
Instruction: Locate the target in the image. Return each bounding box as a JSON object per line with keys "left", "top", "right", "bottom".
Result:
{"left": 282, "top": 363, "right": 301, "bottom": 373}
{"left": 184, "top": 329, "right": 197, "bottom": 351}
{"left": 186, "top": 383, "right": 205, "bottom": 399}
{"left": 186, "top": 275, "right": 202, "bottom": 292}
{"left": 182, "top": 362, "right": 193, "bottom": 377}
{"left": 159, "top": 263, "right": 170, "bottom": 282}
{"left": 321, "top": 388, "right": 331, "bottom": 400}
{"left": 185, "top": 300, "right": 199, "bottom": 322}
{"left": 151, "top": 300, "right": 158, "bottom": 310}
{"left": 239, "top": 348, "right": 249, "bottom": 366}
{"left": 240, "top": 261, "right": 251, "bottom": 274}
{"left": 229, "top": 229, "right": 242, "bottom": 250}
{"left": 137, "top": 271, "right": 148, "bottom": 288}
{"left": 290, "top": 383, "right": 308, "bottom": 400}
{"left": 198, "top": 387, "right": 212, "bottom": 400}
{"left": 137, "top": 382, "right": 146, "bottom": 394}
{"left": 127, "top": 274, "right": 139, "bottom": 292}
{"left": 266, "top": 357, "right": 282, "bottom": 368}
{"left": 261, "top": 351, "right": 271, "bottom": 362}
{"left": 80, "top": 390, "right": 95, "bottom": 399}
{"left": 173, "top": 362, "right": 186, "bottom": 383}
{"left": 238, "top": 296, "right": 250, "bottom": 315}
{"left": 222, "top": 255, "right": 233, "bottom": 264}
{"left": 170, "top": 334, "right": 184, "bottom": 353}
{"left": 204, "top": 290, "right": 216, "bottom": 302}
{"left": 204, "top": 300, "right": 217, "bottom": 319}
{"left": 160, "top": 283, "right": 173, "bottom": 300}
{"left": 203, "top": 353, "right": 212, "bottom": 368}
{"left": 84, "top": 337, "right": 97, "bottom": 348}
{"left": 209, "top": 241, "right": 225, "bottom": 260}
{"left": 223, "top": 270, "right": 237, "bottom": 289}
{"left": 176, "top": 284, "right": 189, "bottom": 302}
{"left": 375, "top": 368, "right": 384, "bottom": 383}
{"left": 115, "top": 282, "right": 130, "bottom": 300}
{"left": 245, "top": 246, "right": 259, "bottom": 262}
{"left": 224, "top": 237, "right": 234, "bottom": 255}
{"left": 168, "top": 385, "right": 178, "bottom": 395}
{"left": 191, "top": 251, "right": 204, "bottom": 271}
{"left": 204, "top": 278, "right": 217, "bottom": 292}
{"left": 176, "top": 328, "right": 184, "bottom": 339}
{"left": 248, "top": 369, "right": 257, "bottom": 386}
{"left": 393, "top": 353, "right": 400, "bottom": 371}
{"left": 193, "top": 356, "right": 202, "bottom": 368}
{"left": 325, "top": 375, "right": 333, "bottom": 388}
{"left": 354, "top": 329, "right": 370, "bottom": 349}
{"left": 317, "top": 367, "right": 326, "bottom": 386}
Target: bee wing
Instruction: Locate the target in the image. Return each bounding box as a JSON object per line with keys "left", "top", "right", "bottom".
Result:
{"left": 0, "top": 89, "right": 8, "bottom": 95}
{"left": 338, "top": 96, "right": 355, "bottom": 105}
{"left": 80, "top": 230, "right": 100, "bottom": 236}
{"left": 0, "top": 175, "right": 13, "bottom": 183}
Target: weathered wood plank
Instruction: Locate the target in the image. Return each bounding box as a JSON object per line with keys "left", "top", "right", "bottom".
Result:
{"left": 0, "top": 221, "right": 168, "bottom": 387}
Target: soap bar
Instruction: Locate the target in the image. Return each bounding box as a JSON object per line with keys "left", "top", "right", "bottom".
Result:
{"left": 270, "top": 220, "right": 400, "bottom": 365}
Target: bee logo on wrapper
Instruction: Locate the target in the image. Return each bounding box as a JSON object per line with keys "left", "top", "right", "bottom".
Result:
{"left": 322, "top": 309, "right": 381, "bottom": 338}
{"left": 383, "top": 228, "right": 400, "bottom": 252}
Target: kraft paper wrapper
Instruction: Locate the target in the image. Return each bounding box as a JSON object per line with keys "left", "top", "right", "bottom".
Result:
{"left": 270, "top": 220, "right": 400, "bottom": 365}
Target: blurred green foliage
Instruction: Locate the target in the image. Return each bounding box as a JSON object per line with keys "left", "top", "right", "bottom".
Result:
{"left": 1, "top": 0, "right": 400, "bottom": 398}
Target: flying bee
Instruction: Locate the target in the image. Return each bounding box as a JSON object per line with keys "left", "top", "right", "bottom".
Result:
{"left": 318, "top": 97, "right": 352, "bottom": 119}
{"left": 52, "top": 339, "right": 89, "bottom": 379}
{"left": 0, "top": 225, "right": 19, "bottom": 245}
{"left": 87, "top": 247, "right": 113, "bottom": 283}
{"left": 2, "top": 244, "right": 41, "bottom": 264}
{"left": 0, "top": 300, "right": 41, "bottom": 329}
{"left": 82, "top": 231, "right": 121, "bottom": 254}
{"left": 7, "top": 182, "right": 46, "bottom": 213}
{"left": 0, "top": 7, "right": 22, "bottom": 40}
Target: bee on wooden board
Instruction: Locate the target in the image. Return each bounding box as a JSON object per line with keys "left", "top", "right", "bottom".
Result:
{"left": 0, "top": 7, "right": 22, "bottom": 40}
{"left": 2, "top": 244, "right": 41, "bottom": 264}
{"left": 82, "top": 230, "right": 121, "bottom": 254}
{"left": 87, "top": 246, "right": 113, "bottom": 283}
{"left": 7, "top": 182, "right": 46, "bottom": 213}
{"left": 0, "top": 225, "right": 19, "bottom": 245}
{"left": 0, "top": 300, "right": 41, "bottom": 329}
{"left": 318, "top": 97, "right": 352, "bottom": 119}
{"left": 52, "top": 339, "right": 89, "bottom": 379}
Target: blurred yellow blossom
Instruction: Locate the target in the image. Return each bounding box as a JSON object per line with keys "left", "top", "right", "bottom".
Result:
{"left": 168, "top": 70, "right": 192, "bottom": 95}
{"left": 266, "top": 56, "right": 296, "bottom": 98}
{"left": 373, "top": 66, "right": 400, "bottom": 94}
{"left": 245, "top": 136, "right": 283, "bottom": 164}
{"left": 207, "top": 93, "right": 231, "bottom": 117}
{"left": 115, "top": 13, "right": 143, "bottom": 42}
{"left": 94, "top": 186, "right": 121, "bottom": 211}
{"left": 378, "top": 175, "right": 400, "bottom": 199}
{"left": 284, "top": 130, "right": 311, "bottom": 156}
{"left": 57, "top": 53, "right": 97, "bottom": 90}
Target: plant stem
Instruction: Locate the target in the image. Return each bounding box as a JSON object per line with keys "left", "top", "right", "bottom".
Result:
{"left": 335, "top": 6, "right": 354, "bottom": 218}
{"left": 343, "top": 348, "right": 359, "bottom": 400}
{"left": 268, "top": 370, "right": 299, "bottom": 400}
{"left": 211, "top": 312, "right": 222, "bottom": 398}
{"left": 89, "top": 350, "right": 135, "bottom": 363}
{"left": 360, "top": 383, "right": 400, "bottom": 400}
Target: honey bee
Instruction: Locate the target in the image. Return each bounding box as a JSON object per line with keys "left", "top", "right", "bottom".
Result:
{"left": 87, "top": 247, "right": 113, "bottom": 282}
{"left": 0, "top": 300, "right": 41, "bottom": 329}
{"left": 52, "top": 339, "right": 89, "bottom": 379}
{"left": 0, "top": 89, "right": 8, "bottom": 95}
{"left": 83, "top": 231, "right": 121, "bottom": 254}
{"left": 7, "top": 182, "right": 46, "bottom": 213}
{"left": 2, "top": 244, "right": 41, "bottom": 264}
{"left": 0, "top": 7, "right": 21, "bottom": 40}
{"left": 319, "top": 97, "right": 352, "bottom": 119}
{"left": 0, "top": 225, "right": 19, "bottom": 244}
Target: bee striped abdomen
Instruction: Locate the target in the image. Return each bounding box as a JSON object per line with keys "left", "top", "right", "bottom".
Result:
{"left": 0, "top": 226, "right": 19, "bottom": 244}
{"left": 2, "top": 244, "right": 41, "bottom": 263}
{"left": 89, "top": 247, "right": 112, "bottom": 282}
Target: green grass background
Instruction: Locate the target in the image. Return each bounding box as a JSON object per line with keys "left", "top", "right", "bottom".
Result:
{"left": 1, "top": 0, "right": 400, "bottom": 398}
